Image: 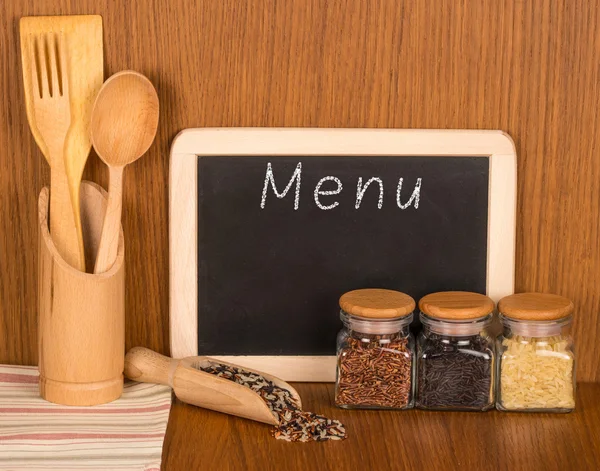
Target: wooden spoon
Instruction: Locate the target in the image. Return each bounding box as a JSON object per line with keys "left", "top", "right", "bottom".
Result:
{"left": 90, "top": 71, "right": 159, "bottom": 274}
{"left": 124, "top": 347, "right": 302, "bottom": 425}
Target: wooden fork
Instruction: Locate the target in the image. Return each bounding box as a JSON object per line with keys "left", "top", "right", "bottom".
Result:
{"left": 30, "top": 33, "right": 85, "bottom": 271}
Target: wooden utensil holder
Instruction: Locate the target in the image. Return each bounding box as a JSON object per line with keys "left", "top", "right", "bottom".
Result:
{"left": 38, "top": 181, "right": 125, "bottom": 405}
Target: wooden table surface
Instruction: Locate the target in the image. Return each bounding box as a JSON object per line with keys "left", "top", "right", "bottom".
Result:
{"left": 162, "top": 382, "right": 600, "bottom": 470}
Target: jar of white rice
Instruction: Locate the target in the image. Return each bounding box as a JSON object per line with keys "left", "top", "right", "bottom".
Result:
{"left": 496, "top": 293, "right": 575, "bottom": 413}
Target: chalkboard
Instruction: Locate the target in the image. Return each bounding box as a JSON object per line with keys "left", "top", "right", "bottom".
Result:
{"left": 169, "top": 128, "right": 517, "bottom": 381}
{"left": 197, "top": 156, "right": 488, "bottom": 355}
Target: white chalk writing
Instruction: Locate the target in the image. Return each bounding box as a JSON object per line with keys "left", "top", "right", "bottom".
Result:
{"left": 314, "top": 176, "right": 343, "bottom": 210}
{"left": 260, "top": 162, "right": 423, "bottom": 211}
{"left": 355, "top": 177, "right": 384, "bottom": 209}
{"left": 396, "top": 177, "right": 422, "bottom": 209}
{"left": 260, "top": 162, "right": 302, "bottom": 210}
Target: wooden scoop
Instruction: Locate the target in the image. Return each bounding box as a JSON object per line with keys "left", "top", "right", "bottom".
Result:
{"left": 90, "top": 71, "right": 159, "bottom": 273}
{"left": 124, "top": 347, "right": 302, "bottom": 425}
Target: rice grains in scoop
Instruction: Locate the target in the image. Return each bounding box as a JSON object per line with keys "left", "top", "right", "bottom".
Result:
{"left": 198, "top": 363, "right": 346, "bottom": 442}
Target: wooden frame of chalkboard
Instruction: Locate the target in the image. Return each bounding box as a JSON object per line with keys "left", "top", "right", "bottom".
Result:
{"left": 169, "top": 128, "right": 516, "bottom": 381}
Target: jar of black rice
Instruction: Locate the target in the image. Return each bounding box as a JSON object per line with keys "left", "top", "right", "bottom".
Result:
{"left": 416, "top": 291, "right": 495, "bottom": 411}
{"left": 335, "top": 288, "right": 415, "bottom": 410}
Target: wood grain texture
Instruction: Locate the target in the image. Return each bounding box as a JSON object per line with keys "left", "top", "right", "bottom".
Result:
{"left": 1, "top": 0, "right": 599, "bottom": 385}
{"left": 499, "top": 292, "right": 575, "bottom": 320}
{"left": 91, "top": 70, "right": 159, "bottom": 273}
{"left": 24, "top": 30, "right": 83, "bottom": 271}
{"left": 38, "top": 182, "right": 124, "bottom": 405}
{"left": 20, "top": 15, "right": 104, "bottom": 272}
{"left": 339, "top": 288, "right": 416, "bottom": 318}
{"left": 162, "top": 382, "right": 600, "bottom": 470}
{"left": 124, "top": 347, "right": 302, "bottom": 426}
{"left": 419, "top": 291, "right": 495, "bottom": 319}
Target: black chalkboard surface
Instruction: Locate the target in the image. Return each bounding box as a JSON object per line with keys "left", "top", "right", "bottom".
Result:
{"left": 197, "top": 155, "right": 489, "bottom": 356}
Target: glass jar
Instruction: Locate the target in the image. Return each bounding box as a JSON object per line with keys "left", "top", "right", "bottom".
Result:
{"left": 335, "top": 288, "right": 415, "bottom": 410}
{"left": 416, "top": 291, "right": 495, "bottom": 411}
{"left": 496, "top": 293, "right": 576, "bottom": 413}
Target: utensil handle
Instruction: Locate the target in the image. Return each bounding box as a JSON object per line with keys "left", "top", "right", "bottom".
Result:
{"left": 50, "top": 168, "right": 86, "bottom": 271}
{"left": 94, "top": 167, "right": 124, "bottom": 274}
{"left": 125, "top": 347, "right": 176, "bottom": 386}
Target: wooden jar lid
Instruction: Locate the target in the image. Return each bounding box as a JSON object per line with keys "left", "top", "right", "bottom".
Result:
{"left": 498, "top": 293, "right": 574, "bottom": 321}
{"left": 419, "top": 291, "right": 494, "bottom": 320}
{"left": 339, "top": 289, "right": 415, "bottom": 319}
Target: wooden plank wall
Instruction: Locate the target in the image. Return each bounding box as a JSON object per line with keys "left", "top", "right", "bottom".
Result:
{"left": 1, "top": 0, "right": 598, "bottom": 381}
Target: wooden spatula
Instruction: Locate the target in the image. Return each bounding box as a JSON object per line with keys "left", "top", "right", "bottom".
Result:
{"left": 125, "top": 347, "right": 302, "bottom": 425}
{"left": 20, "top": 15, "right": 103, "bottom": 271}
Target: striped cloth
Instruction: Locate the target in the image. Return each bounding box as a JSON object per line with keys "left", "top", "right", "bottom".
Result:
{"left": 0, "top": 365, "right": 172, "bottom": 470}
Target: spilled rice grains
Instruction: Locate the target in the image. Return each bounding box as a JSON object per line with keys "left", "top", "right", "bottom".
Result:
{"left": 196, "top": 362, "right": 346, "bottom": 442}
{"left": 335, "top": 336, "right": 412, "bottom": 408}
